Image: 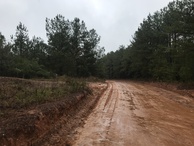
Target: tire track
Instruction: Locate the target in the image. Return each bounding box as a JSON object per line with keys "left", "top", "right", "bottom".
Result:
{"left": 103, "top": 82, "right": 113, "bottom": 110}
{"left": 73, "top": 80, "right": 194, "bottom": 146}
{"left": 73, "top": 81, "right": 117, "bottom": 146}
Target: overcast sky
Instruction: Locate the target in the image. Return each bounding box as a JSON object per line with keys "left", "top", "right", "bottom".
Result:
{"left": 0, "top": 0, "right": 173, "bottom": 53}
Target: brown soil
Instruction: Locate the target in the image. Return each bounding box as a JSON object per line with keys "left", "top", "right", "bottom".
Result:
{"left": 72, "top": 81, "right": 194, "bottom": 146}
{"left": 1, "top": 80, "right": 194, "bottom": 146}
{"left": 0, "top": 82, "right": 107, "bottom": 146}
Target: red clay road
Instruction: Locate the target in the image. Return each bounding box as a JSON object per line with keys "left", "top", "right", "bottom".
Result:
{"left": 73, "top": 81, "right": 194, "bottom": 146}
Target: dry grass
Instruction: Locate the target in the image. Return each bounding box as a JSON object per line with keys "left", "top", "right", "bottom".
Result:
{"left": 0, "top": 77, "right": 90, "bottom": 115}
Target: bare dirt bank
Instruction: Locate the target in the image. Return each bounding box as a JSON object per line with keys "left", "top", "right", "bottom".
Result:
{"left": 0, "top": 82, "right": 107, "bottom": 146}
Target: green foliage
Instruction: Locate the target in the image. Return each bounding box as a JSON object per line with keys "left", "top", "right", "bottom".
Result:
{"left": 0, "top": 15, "right": 104, "bottom": 79}
{"left": 12, "top": 57, "right": 50, "bottom": 78}
{"left": 2, "top": 0, "right": 193, "bottom": 82}
{"left": 46, "top": 15, "right": 103, "bottom": 77}
{"left": 0, "top": 77, "right": 90, "bottom": 109}
{"left": 103, "top": 46, "right": 131, "bottom": 79}
{"left": 103, "top": 0, "right": 194, "bottom": 82}
{"left": 12, "top": 22, "right": 30, "bottom": 57}
{"left": 0, "top": 33, "right": 13, "bottom": 76}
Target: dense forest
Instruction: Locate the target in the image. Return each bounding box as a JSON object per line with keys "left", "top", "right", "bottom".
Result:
{"left": 0, "top": 15, "right": 105, "bottom": 78}
{"left": 0, "top": 0, "right": 194, "bottom": 82}
{"left": 103, "top": 0, "right": 194, "bottom": 82}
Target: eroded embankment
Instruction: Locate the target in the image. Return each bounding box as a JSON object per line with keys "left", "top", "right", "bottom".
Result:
{"left": 0, "top": 82, "right": 107, "bottom": 146}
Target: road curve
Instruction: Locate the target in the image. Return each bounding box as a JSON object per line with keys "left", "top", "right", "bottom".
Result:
{"left": 73, "top": 81, "right": 194, "bottom": 146}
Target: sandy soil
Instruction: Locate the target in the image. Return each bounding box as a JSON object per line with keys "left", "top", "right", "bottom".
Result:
{"left": 72, "top": 80, "right": 194, "bottom": 146}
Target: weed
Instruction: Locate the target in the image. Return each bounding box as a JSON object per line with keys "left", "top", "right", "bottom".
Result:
{"left": 0, "top": 77, "right": 90, "bottom": 111}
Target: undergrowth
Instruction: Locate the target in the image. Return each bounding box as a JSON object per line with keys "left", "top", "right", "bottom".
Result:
{"left": 0, "top": 77, "right": 90, "bottom": 112}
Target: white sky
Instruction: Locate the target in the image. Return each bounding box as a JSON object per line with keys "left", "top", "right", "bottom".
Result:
{"left": 0, "top": 0, "right": 173, "bottom": 53}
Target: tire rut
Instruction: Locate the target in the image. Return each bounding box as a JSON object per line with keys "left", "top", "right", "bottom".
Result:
{"left": 72, "top": 80, "right": 194, "bottom": 146}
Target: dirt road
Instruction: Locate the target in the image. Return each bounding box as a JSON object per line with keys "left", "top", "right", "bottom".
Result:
{"left": 73, "top": 81, "right": 194, "bottom": 146}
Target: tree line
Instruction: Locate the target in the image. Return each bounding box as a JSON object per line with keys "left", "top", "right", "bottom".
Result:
{"left": 1, "top": 0, "right": 193, "bottom": 81}
{"left": 103, "top": 0, "right": 194, "bottom": 82}
{"left": 0, "top": 15, "right": 104, "bottom": 78}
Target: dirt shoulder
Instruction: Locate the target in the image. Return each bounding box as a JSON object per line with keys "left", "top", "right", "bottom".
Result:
{"left": 148, "top": 81, "right": 194, "bottom": 98}
{"left": 0, "top": 78, "right": 107, "bottom": 146}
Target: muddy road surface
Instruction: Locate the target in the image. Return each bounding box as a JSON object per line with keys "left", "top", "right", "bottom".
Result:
{"left": 73, "top": 81, "right": 194, "bottom": 146}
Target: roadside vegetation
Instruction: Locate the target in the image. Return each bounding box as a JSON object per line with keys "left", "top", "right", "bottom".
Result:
{"left": 0, "top": 15, "right": 104, "bottom": 79}
{"left": 1, "top": 0, "right": 193, "bottom": 83}
{"left": 0, "top": 77, "right": 90, "bottom": 117}
{"left": 102, "top": 0, "right": 194, "bottom": 82}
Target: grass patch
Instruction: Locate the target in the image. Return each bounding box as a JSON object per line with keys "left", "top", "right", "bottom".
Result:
{"left": 0, "top": 77, "right": 90, "bottom": 110}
